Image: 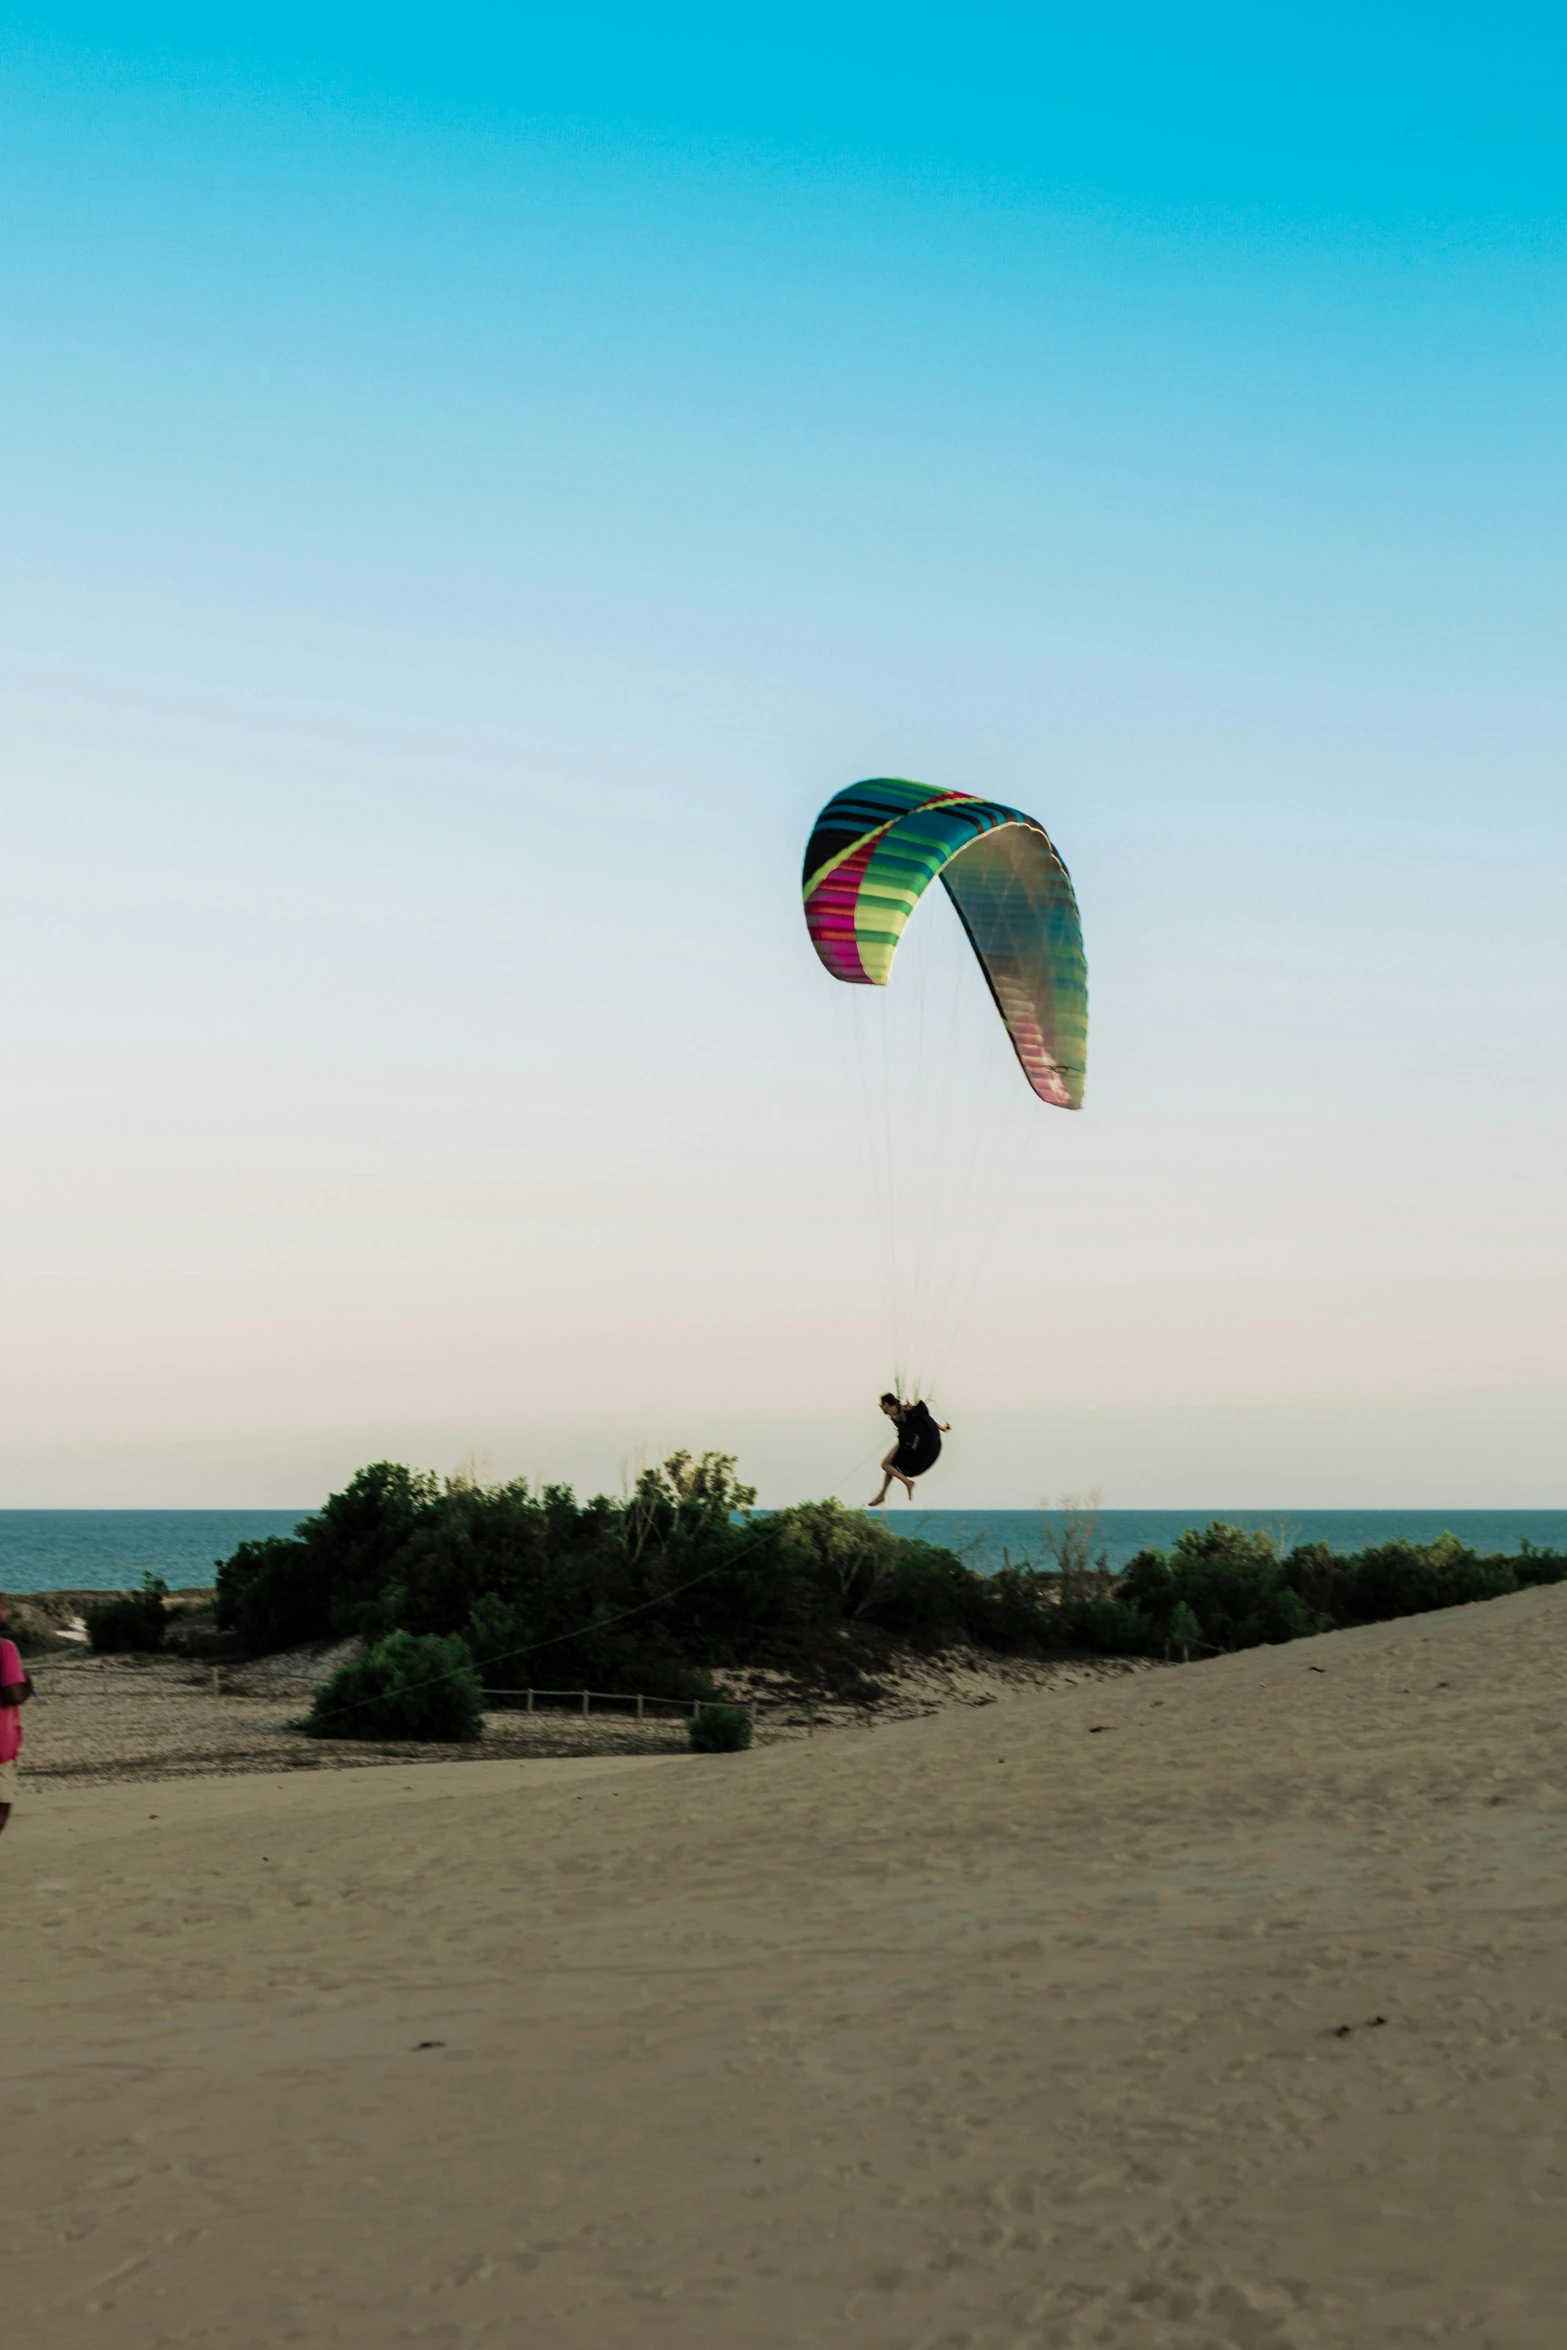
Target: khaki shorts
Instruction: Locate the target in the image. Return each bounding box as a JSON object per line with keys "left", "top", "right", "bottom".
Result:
{"left": 0, "top": 1759, "right": 18, "bottom": 1804}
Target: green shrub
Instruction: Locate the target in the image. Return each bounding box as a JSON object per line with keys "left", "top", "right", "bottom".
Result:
{"left": 1123, "top": 1524, "right": 1326, "bottom": 1652}
{"left": 1048, "top": 1521, "right": 1567, "bottom": 1664}
{"left": 1514, "top": 1538, "right": 1567, "bottom": 1585}
{"left": 304, "top": 1630, "right": 484, "bottom": 1742}
{"left": 1166, "top": 1600, "right": 1203, "bottom": 1660}
{"left": 85, "top": 1575, "right": 168, "bottom": 1654}
{"left": 215, "top": 1451, "right": 780, "bottom": 1684}
{"left": 688, "top": 1702, "right": 754, "bottom": 1753}
{"left": 215, "top": 1463, "right": 439, "bottom": 1654}
{"left": 461, "top": 1588, "right": 710, "bottom": 1706}
{"left": 1311, "top": 1533, "right": 1516, "bottom": 1625}
{"left": 1057, "top": 1593, "right": 1157, "bottom": 1654}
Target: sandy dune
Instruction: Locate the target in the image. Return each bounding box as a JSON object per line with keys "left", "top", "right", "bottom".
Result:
{"left": 8, "top": 1587, "right": 1567, "bottom": 2348}
{"left": 12, "top": 1644, "right": 1148, "bottom": 1785}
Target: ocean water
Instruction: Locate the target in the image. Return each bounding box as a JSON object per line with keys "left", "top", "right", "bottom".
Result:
{"left": 0, "top": 1511, "right": 308, "bottom": 1594}
{"left": 1, "top": 1506, "right": 1564, "bottom": 1595}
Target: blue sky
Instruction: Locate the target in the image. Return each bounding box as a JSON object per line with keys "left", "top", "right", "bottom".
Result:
{"left": 4, "top": 7, "right": 1565, "bottom": 1505}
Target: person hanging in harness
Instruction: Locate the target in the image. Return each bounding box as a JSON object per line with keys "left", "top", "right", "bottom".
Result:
{"left": 869, "top": 1392, "right": 950, "bottom": 1507}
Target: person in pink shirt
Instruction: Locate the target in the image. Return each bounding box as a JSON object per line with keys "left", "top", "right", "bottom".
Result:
{"left": 0, "top": 1595, "right": 34, "bottom": 1836}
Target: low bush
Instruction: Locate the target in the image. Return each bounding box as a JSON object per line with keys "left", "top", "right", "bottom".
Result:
{"left": 216, "top": 1463, "right": 437, "bottom": 1653}
{"left": 85, "top": 1576, "right": 168, "bottom": 1654}
{"left": 1287, "top": 1530, "right": 1561, "bottom": 1625}
{"left": 304, "top": 1630, "right": 484, "bottom": 1742}
{"left": 1044, "top": 1520, "right": 1567, "bottom": 1660}
{"left": 1165, "top": 1600, "right": 1203, "bottom": 1660}
{"left": 688, "top": 1702, "right": 754, "bottom": 1753}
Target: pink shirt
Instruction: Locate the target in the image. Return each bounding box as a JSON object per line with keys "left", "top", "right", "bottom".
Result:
{"left": 0, "top": 1638, "right": 24, "bottom": 1761}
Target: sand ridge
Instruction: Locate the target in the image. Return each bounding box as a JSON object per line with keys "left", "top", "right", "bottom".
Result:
{"left": 7, "top": 1585, "right": 1567, "bottom": 2346}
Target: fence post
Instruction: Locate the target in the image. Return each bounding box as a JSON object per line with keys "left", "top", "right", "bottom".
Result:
{"left": 582, "top": 1689, "right": 589, "bottom": 1717}
{"left": 635, "top": 1693, "right": 643, "bottom": 1721}
{"left": 526, "top": 1688, "right": 533, "bottom": 1713}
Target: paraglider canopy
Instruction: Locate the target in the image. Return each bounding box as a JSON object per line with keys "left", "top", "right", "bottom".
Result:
{"left": 801, "top": 777, "right": 1088, "bottom": 1109}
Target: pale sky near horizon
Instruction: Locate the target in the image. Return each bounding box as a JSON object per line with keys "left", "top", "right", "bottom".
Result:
{"left": 4, "top": 7, "right": 1566, "bottom": 1508}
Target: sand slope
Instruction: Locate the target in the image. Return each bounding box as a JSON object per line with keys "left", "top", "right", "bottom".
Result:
{"left": 12, "top": 1643, "right": 1150, "bottom": 1785}
{"left": 8, "top": 1587, "right": 1567, "bottom": 2348}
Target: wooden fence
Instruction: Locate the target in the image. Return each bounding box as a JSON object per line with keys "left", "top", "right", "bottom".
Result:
{"left": 483, "top": 1686, "right": 755, "bottom": 1724}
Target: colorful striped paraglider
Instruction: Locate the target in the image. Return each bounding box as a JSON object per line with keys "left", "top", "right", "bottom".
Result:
{"left": 801, "top": 778, "right": 1088, "bottom": 1109}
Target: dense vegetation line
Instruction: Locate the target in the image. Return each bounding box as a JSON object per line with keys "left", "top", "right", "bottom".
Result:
{"left": 198, "top": 1453, "right": 1567, "bottom": 1687}
{"left": 66, "top": 1457, "right": 1565, "bottom": 1740}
